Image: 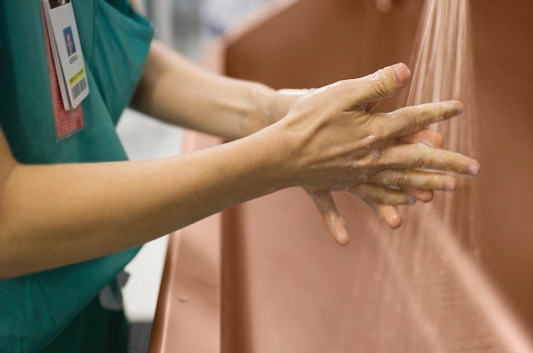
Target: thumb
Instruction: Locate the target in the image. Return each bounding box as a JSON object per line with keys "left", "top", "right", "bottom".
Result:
{"left": 354, "top": 63, "right": 411, "bottom": 106}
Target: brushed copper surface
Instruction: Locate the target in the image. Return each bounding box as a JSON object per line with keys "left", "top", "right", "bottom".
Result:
{"left": 150, "top": 1, "right": 533, "bottom": 351}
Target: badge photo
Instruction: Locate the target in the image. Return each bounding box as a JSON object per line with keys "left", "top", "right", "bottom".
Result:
{"left": 63, "top": 26, "right": 76, "bottom": 57}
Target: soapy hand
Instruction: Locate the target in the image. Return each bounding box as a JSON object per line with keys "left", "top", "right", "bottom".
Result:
{"left": 265, "top": 88, "right": 448, "bottom": 241}
{"left": 311, "top": 126, "right": 453, "bottom": 244}
{"left": 269, "top": 63, "right": 479, "bottom": 245}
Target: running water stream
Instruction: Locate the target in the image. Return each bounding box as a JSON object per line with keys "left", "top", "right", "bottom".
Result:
{"left": 403, "top": 0, "right": 478, "bottom": 249}
{"left": 357, "top": 1, "right": 533, "bottom": 351}
{"left": 358, "top": 1, "right": 527, "bottom": 351}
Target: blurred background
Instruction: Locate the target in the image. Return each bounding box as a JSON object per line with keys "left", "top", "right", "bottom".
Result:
{"left": 117, "top": 0, "right": 271, "bottom": 351}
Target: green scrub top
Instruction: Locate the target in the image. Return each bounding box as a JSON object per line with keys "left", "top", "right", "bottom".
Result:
{"left": 0, "top": 1, "right": 154, "bottom": 352}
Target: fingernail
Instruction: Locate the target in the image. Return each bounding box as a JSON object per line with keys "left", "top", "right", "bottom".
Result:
{"left": 444, "top": 180, "right": 456, "bottom": 192}
{"left": 451, "top": 101, "right": 465, "bottom": 114}
{"left": 458, "top": 102, "right": 465, "bottom": 113}
{"left": 468, "top": 163, "right": 480, "bottom": 177}
{"left": 336, "top": 230, "right": 349, "bottom": 246}
{"left": 392, "top": 63, "right": 410, "bottom": 85}
{"left": 390, "top": 214, "right": 402, "bottom": 229}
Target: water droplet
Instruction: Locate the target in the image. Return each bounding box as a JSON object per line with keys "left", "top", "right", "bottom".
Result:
{"left": 364, "top": 135, "right": 376, "bottom": 147}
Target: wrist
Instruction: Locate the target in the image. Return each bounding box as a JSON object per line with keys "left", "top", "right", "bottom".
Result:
{"left": 251, "top": 120, "right": 302, "bottom": 190}
{"left": 244, "top": 82, "right": 276, "bottom": 136}
{"left": 254, "top": 88, "right": 313, "bottom": 137}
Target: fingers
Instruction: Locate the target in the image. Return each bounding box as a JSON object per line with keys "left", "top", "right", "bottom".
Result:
{"left": 310, "top": 191, "right": 349, "bottom": 246}
{"left": 350, "top": 184, "right": 413, "bottom": 229}
{"left": 350, "top": 183, "right": 416, "bottom": 206}
{"left": 311, "top": 182, "right": 425, "bottom": 240}
{"left": 397, "top": 128, "right": 444, "bottom": 148}
{"left": 379, "top": 144, "right": 480, "bottom": 177}
{"left": 368, "top": 203, "right": 402, "bottom": 229}
{"left": 384, "top": 100, "right": 464, "bottom": 139}
{"left": 353, "top": 63, "right": 411, "bottom": 106}
{"left": 368, "top": 169, "right": 457, "bottom": 192}
{"left": 408, "top": 188, "right": 434, "bottom": 202}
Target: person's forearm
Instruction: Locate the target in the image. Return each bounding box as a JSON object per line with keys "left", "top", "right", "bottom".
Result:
{"left": 131, "top": 41, "right": 275, "bottom": 140}
{"left": 0, "top": 130, "right": 286, "bottom": 279}
{"left": 0, "top": 64, "right": 480, "bottom": 277}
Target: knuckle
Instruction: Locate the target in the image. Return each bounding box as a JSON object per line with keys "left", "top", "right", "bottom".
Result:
{"left": 376, "top": 193, "right": 390, "bottom": 204}
{"left": 364, "top": 128, "right": 384, "bottom": 147}
{"left": 373, "top": 123, "right": 389, "bottom": 141}
{"left": 394, "top": 172, "right": 410, "bottom": 187}
{"left": 423, "top": 177, "right": 437, "bottom": 189}
{"left": 357, "top": 154, "right": 378, "bottom": 172}
{"left": 373, "top": 128, "right": 384, "bottom": 141}
{"left": 414, "top": 106, "right": 431, "bottom": 127}
{"left": 414, "top": 153, "right": 427, "bottom": 168}
{"left": 449, "top": 157, "right": 464, "bottom": 173}
{"left": 372, "top": 129, "right": 384, "bottom": 142}
{"left": 384, "top": 191, "right": 406, "bottom": 205}
{"left": 357, "top": 156, "right": 373, "bottom": 170}
{"left": 372, "top": 77, "right": 389, "bottom": 99}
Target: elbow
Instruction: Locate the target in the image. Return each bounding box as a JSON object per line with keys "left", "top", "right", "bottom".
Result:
{"left": 0, "top": 164, "right": 28, "bottom": 280}
{"left": 0, "top": 213, "right": 43, "bottom": 280}
{"left": 0, "top": 255, "right": 34, "bottom": 281}
{"left": 0, "top": 197, "right": 15, "bottom": 279}
{"left": 0, "top": 143, "right": 28, "bottom": 279}
{"left": 0, "top": 227, "right": 23, "bottom": 280}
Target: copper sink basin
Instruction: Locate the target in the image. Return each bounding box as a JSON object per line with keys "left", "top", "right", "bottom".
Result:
{"left": 149, "top": 1, "right": 533, "bottom": 352}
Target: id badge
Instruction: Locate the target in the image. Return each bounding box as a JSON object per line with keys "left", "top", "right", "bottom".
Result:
{"left": 41, "top": 0, "right": 87, "bottom": 140}
{"left": 42, "top": 0, "right": 89, "bottom": 110}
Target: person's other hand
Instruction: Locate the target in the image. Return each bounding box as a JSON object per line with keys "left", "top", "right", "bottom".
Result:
{"left": 270, "top": 63, "right": 479, "bottom": 245}
{"left": 258, "top": 75, "right": 443, "bottom": 234}
{"left": 310, "top": 127, "right": 453, "bottom": 244}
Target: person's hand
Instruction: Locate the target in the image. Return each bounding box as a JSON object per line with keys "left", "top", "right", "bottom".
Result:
{"left": 270, "top": 63, "right": 479, "bottom": 245}
{"left": 264, "top": 90, "right": 449, "bottom": 242}
{"left": 310, "top": 128, "right": 450, "bottom": 245}
{"left": 263, "top": 89, "right": 448, "bottom": 228}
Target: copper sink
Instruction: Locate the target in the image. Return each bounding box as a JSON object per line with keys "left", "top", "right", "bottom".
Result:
{"left": 149, "top": 0, "right": 533, "bottom": 351}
